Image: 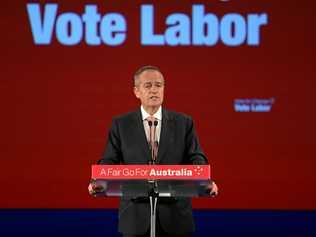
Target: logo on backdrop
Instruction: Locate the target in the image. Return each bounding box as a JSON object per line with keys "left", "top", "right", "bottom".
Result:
{"left": 234, "top": 98, "right": 275, "bottom": 112}
{"left": 26, "top": 3, "right": 268, "bottom": 46}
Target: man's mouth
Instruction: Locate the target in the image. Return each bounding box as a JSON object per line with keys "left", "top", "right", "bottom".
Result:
{"left": 150, "top": 96, "right": 159, "bottom": 99}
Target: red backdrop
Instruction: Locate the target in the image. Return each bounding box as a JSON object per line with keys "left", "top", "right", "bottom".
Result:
{"left": 0, "top": 0, "right": 315, "bottom": 209}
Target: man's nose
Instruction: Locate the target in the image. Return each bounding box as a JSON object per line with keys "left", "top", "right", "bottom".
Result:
{"left": 150, "top": 86, "right": 158, "bottom": 93}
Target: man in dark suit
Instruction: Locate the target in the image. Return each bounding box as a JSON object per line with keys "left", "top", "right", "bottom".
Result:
{"left": 89, "top": 65, "right": 218, "bottom": 237}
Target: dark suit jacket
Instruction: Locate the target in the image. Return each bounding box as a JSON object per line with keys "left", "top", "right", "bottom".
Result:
{"left": 97, "top": 108, "right": 208, "bottom": 235}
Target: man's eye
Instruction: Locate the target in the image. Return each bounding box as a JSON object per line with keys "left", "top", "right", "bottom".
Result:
{"left": 144, "top": 84, "right": 152, "bottom": 88}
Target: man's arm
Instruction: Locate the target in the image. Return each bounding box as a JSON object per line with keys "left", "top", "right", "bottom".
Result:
{"left": 98, "top": 118, "right": 122, "bottom": 164}
{"left": 184, "top": 116, "right": 219, "bottom": 196}
{"left": 184, "top": 116, "right": 208, "bottom": 165}
{"left": 89, "top": 119, "right": 122, "bottom": 195}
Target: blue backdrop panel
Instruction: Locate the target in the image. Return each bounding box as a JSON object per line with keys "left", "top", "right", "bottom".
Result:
{"left": 0, "top": 209, "right": 315, "bottom": 237}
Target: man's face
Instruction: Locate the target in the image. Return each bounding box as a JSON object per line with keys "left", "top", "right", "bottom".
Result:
{"left": 134, "top": 70, "right": 164, "bottom": 109}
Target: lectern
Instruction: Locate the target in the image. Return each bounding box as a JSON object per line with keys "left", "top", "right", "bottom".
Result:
{"left": 90, "top": 165, "right": 211, "bottom": 237}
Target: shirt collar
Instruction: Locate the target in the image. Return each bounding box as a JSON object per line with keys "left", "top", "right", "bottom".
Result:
{"left": 141, "top": 106, "right": 162, "bottom": 121}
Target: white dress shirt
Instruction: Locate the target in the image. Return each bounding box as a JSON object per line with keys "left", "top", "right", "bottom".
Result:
{"left": 140, "top": 106, "right": 162, "bottom": 143}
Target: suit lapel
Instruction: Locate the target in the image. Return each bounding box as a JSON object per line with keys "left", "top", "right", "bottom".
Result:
{"left": 157, "top": 109, "right": 174, "bottom": 163}
{"left": 133, "top": 110, "right": 151, "bottom": 162}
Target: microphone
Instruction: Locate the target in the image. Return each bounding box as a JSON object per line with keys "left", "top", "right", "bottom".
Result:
{"left": 147, "top": 120, "right": 154, "bottom": 164}
{"left": 153, "top": 120, "right": 158, "bottom": 127}
{"left": 153, "top": 120, "right": 158, "bottom": 162}
{"left": 147, "top": 120, "right": 153, "bottom": 147}
{"left": 148, "top": 120, "right": 153, "bottom": 127}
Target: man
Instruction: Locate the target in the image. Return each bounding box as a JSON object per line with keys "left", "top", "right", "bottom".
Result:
{"left": 89, "top": 65, "right": 218, "bottom": 237}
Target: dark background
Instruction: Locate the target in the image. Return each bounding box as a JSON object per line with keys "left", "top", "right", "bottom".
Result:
{"left": 1, "top": 0, "right": 315, "bottom": 210}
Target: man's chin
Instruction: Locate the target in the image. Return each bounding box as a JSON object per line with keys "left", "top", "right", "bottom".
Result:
{"left": 147, "top": 102, "right": 162, "bottom": 107}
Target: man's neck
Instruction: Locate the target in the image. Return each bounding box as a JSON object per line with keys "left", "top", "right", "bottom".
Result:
{"left": 142, "top": 106, "right": 160, "bottom": 115}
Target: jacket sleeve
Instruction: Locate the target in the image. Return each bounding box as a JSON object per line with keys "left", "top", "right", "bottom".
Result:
{"left": 97, "top": 118, "right": 122, "bottom": 164}
{"left": 184, "top": 116, "right": 208, "bottom": 165}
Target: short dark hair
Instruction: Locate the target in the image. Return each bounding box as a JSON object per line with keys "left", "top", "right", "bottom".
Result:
{"left": 133, "top": 65, "right": 164, "bottom": 86}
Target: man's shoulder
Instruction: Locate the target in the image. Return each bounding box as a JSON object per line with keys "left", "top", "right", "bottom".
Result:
{"left": 113, "top": 110, "right": 139, "bottom": 122}
{"left": 164, "top": 108, "right": 192, "bottom": 121}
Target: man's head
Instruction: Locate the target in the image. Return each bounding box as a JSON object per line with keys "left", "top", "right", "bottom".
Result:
{"left": 133, "top": 65, "right": 165, "bottom": 113}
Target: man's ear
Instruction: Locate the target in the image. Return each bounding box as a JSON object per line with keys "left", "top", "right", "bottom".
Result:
{"left": 133, "top": 87, "right": 140, "bottom": 98}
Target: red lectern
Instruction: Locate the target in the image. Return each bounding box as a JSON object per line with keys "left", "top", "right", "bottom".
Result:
{"left": 90, "top": 165, "right": 211, "bottom": 237}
